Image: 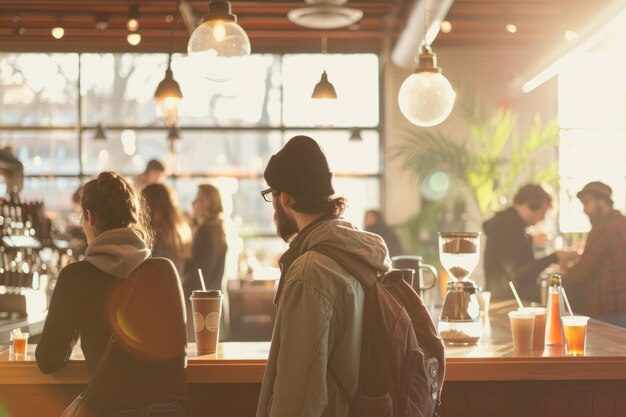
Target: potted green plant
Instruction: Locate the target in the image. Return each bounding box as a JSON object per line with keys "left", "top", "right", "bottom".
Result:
{"left": 393, "top": 93, "right": 560, "bottom": 255}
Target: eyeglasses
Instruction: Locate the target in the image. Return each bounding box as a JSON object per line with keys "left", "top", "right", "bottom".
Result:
{"left": 261, "top": 188, "right": 279, "bottom": 202}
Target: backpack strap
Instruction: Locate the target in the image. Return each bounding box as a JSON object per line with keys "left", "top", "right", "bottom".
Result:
{"left": 308, "top": 244, "right": 395, "bottom": 405}
{"left": 309, "top": 245, "right": 378, "bottom": 290}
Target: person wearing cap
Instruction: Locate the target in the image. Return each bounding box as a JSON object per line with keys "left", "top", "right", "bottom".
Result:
{"left": 562, "top": 182, "right": 626, "bottom": 325}
{"left": 482, "top": 183, "right": 579, "bottom": 302}
{"left": 255, "top": 135, "right": 391, "bottom": 417}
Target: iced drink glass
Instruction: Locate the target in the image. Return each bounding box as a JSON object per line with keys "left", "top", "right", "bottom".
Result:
{"left": 11, "top": 332, "right": 29, "bottom": 355}
{"left": 562, "top": 315, "right": 589, "bottom": 356}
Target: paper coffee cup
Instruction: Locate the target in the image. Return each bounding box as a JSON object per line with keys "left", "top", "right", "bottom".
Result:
{"left": 190, "top": 290, "right": 222, "bottom": 355}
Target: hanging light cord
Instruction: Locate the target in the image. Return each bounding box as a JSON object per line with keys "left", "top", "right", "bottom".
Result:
{"left": 321, "top": 37, "right": 328, "bottom": 54}
{"left": 422, "top": 0, "right": 432, "bottom": 53}
{"left": 167, "top": 3, "right": 180, "bottom": 68}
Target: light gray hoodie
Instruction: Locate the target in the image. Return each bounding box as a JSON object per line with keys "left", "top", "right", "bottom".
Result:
{"left": 83, "top": 228, "right": 151, "bottom": 278}
{"left": 256, "top": 218, "right": 391, "bottom": 417}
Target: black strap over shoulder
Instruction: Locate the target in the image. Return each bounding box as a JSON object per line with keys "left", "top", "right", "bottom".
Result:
{"left": 308, "top": 245, "right": 378, "bottom": 289}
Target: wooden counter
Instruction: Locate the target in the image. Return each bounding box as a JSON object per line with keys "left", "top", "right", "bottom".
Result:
{"left": 2, "top": 300, "right": 626, "bottom": 416}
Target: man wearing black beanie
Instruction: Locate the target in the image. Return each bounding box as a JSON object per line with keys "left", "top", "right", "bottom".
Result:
{"left": 256, "top": 135, "right": 392, "bottom": 417}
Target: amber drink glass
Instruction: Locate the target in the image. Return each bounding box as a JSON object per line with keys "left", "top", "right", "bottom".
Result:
{"left": 11, "top": 332, "right": 29, "bottom": 355}
{"left": 562, "top": 315, "right": 589, "bottom": 356}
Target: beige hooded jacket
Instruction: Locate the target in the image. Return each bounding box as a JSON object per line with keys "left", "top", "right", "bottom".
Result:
{"left": 256, "top": 218, "right": 391, "bottom": 417}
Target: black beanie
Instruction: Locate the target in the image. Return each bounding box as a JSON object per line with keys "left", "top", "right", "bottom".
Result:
{"left": 264, "top": 135, "right": 335, "bottom": 196}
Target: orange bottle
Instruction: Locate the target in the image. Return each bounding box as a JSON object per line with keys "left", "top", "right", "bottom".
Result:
{"left": 545, "top": 274, "right": 564, "bottom": 346}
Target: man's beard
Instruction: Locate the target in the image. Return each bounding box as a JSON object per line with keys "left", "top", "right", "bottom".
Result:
{"left": 274, "top": 200, "right": 299, "bottom": 243}
{"left": 587, "top": 205, "right": 603, "bottom": 226}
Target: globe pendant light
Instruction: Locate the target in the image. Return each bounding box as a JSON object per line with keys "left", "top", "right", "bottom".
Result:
{"left": 398, "top": 44, "right": 456, "bottom": 127}
{"left": 398, "top": 0, "right": 455, "bottom": 127}
{"left": 187, "top": 0, "right": 251, "bottom": 82}
{"left": 155, "top": 54, "right": 183, "bottom": 127}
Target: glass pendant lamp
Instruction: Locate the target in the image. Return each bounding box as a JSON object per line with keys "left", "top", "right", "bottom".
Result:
{"left": 187, "top": 0, "right": 251, "bottom": 82}
{"left": 398, "top": 0, "right": 455, "bottom": 127}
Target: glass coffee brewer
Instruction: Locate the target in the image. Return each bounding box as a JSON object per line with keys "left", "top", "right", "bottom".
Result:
{"left": 437, "top": 232, "right": 483, "bottom": 345}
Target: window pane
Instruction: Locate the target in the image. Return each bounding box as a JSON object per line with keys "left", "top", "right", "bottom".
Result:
{"left": 284, "top": 129, "right": 380, "bottom": 174}
{"left": 174, "top": 130, "right": 283, "bottom": 176}
{"left": 282, "top": 54, "right": 379, "bottom": 127}
{"left": 81, "top": 53, "right": 168, "bottom": 126}
{"left": 0, "top": 131, "right": 79, "bottom": 175}
{"left": 82, "top": 129, "right": 168, "bottom": 176}
{"left": 174, "top": 129, "right": 380, "bottom": 177}
{"left": 176, "top": 54, "right": 282, "bottom": 127}
{"left": 81, "top": 54, "right": 282, "bottom": 128}
{"left": 559, "top": 129, "right": 626, "bottom": 232}
{"left": 558, "top": 52, "right": 626, "bottom": 129}
{"left": 334, "top": 177, "right": 380, "bottom": 229}
{"left": 559, "top": 129, "right": 626, "bottom": 179}
{"left": 0, "top": 53, "right": 78, "bottom": 126}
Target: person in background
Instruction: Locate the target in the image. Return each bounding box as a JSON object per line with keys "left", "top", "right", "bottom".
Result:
{"left": 256, "top": 136, "right": 391, "bottom": 417}
{"left": 63, "top": 185, "right": 88, "bottom": 257}
{"left": 562, "top": 182, "right": 626, "bottom": 326}
{"left": 364, "top": 209, "right": 403, "bottom": 257}
{"left": 143, "top": 183, "right": 192, "bottom": 275}
{"left": 483, "top": 183, "right": 578, "bottom": 302}
{"left": 135, "top": 159, "right": 166, "bottom": 190}
{"left": 0, "top": 146, "right": 24, "bottom": 198}
{"left": 36, "top": 171, "right": 188, "bottom": 417}
{"left": 183, "top": 184, "right": 228, "bottom": 340}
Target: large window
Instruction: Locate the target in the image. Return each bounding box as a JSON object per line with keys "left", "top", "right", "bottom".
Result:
{"left": 558, "top": 51, "right": 626, "bottom": 232}
{"left": 0, "top": 53, "right": 382, "bottom": 258}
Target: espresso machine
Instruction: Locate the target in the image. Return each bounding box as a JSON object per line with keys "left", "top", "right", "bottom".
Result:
{"left": 437, "top": 232, "right": 483, "bottom": 345}
{"left": 0, "top": 152, "right": 51, "bottom": 317}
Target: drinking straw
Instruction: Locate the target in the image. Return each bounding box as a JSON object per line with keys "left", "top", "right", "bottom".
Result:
{"left": 509, "top": 281, "right": 524, "bottom": 309}
{"left": 197, "top": 268, "right": 207, "bottom": 292}
{"left": 560, "top": 286, "right": 574, "bottom": 316}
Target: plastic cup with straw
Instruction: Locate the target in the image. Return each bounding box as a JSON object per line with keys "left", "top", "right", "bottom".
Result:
{"left": 560, "top": 286, "right": 590, "bottom": 355}
{"left": 198, "top": 268, "right": 207, "bottom": 292}
{"left": 508, "top": 281, "right": 538, "bottom": 350}
{"left": 509, "top": 281, "right": 524, "bottom": 309}
{"left": 560, "top": 286, "right": 574, "bottom": 316}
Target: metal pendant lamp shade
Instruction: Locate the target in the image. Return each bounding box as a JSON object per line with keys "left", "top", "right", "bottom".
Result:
{"left": 311, "top": 70, "right": 337, "bottom": 99}
{"left": 155, "top": 55, "right": 183, "bottom": 127}
{"left": 155, "top": 67, "right": 183, "bottom": 101}
{"left": 94, "top": 123, "right": 107, "bottom": 141}
{"left": 349, "top": 127, "right": 362, "bottom": 141}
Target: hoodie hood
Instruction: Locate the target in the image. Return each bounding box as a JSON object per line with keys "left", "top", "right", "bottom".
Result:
{"left": 292, "top": 218, "right": 392, "bottom": 274}
{"left": 84, "top": 228, "right": 151, "bottom": 278}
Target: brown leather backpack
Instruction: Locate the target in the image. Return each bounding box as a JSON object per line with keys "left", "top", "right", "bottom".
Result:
{"left": 311, "top": 245, "right": 445, "bottom": 417}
